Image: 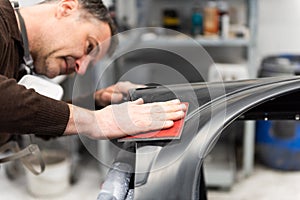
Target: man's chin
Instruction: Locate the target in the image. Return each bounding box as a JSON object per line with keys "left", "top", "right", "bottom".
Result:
{"left": 45, "top": 73, "right": 57, "bottom": 79}
{"left": 43, "top": 71, "right": 60, "bottom": 79}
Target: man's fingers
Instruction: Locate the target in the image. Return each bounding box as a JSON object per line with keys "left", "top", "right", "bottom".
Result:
{"left": 150, "top": 103, "right": 187, "bottom": 113}
{"left": 140, "top": 99, "right": 186, "bottom": 114}
{"left": 151, "top": 110, "right": 185, "bottom": 121}
{"left": 110, "top": 92, "right": 125, "bottom": 103}
{"left": 142, "top": 120, "right": 175, "bottom": 132}
{"left": 131, "top": 98, "right": 144, "bottom": 105}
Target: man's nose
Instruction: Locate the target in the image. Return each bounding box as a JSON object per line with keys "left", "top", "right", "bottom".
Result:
{"left": 75, "top": 55, "right": 91, "bottom": 75}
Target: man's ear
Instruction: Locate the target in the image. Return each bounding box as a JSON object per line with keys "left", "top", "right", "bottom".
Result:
{"left": 56, "top": 0, "right": 79, "bottom": 18}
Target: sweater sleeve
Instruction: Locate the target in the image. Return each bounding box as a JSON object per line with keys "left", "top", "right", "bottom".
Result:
{"left": 0, "top": 75, "right": 70, "bottom": 136}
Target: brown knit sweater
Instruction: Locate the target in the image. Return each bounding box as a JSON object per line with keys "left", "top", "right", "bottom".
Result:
{"left": 0, "top": 0, "right": 69, "bottom": 143}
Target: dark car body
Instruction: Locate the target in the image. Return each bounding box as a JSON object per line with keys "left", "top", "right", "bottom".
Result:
{"left": 103, "top": 76, "right": 300, "bottom": 200}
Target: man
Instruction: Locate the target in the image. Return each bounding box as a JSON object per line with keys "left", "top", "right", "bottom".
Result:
{"left": 0, "top": 0, "right": 186, "bottom": 144}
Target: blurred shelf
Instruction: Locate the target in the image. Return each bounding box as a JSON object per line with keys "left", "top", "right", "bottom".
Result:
{"left": 196, "top": 38, "right": 250, "bottom": 47}
{"left": 139, "top": 35, "right": 250, "bottom": 47}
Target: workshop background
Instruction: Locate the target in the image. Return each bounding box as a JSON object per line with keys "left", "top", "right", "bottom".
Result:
{"left": 2, "top": 0, "right": 300, "bottom": 199}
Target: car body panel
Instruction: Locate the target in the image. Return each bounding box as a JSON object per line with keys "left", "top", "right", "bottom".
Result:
{"left": 124, "top": 76, "right": 300, "bottom": 200}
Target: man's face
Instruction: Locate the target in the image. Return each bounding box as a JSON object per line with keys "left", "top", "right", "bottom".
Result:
{"left": 31, "top": 1, "right": 111, "bottom": 78}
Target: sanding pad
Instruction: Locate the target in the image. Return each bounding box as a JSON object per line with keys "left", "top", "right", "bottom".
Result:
{"left": 118, "top": 102, "right": 189, "bottom": 142}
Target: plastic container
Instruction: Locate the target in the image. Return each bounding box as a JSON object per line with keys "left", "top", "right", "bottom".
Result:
{"left": 25, "top": 150, "right": 71, "bottom": 197}
{"left": 191, "top": 4, "right": 203, "bottom": 36}
{"left": 162, "top": 9, "right": 180, "bottom": 31}
{"left": 204, "top": 1, "right": 219, "bottom": 36}
{"left": 258, "top": 55, "right": 300, "bottom": 77}
{"left": 256, "top": 121, "right": 300, "bottom": 170}
{"left": 256, "top": 54, "right": 300, "bottom": 170}
{"left": 218, "top": 1, "right": 230, "bottom": 39}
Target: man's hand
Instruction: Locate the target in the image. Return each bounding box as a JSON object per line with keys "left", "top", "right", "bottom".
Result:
{"left": 64, "top": 99, "right": 187, "bottom": 139}
{"left": 94, "top": 81, "right": 145, "bottom": 107}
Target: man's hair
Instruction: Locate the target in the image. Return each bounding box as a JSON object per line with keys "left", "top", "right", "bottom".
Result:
{"left": 42, "top": 0, "right": 118, "bottom": 57}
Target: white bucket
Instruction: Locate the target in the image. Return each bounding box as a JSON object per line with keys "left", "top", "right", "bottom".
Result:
{"left": 25, "top": 150, "right": 71, "bottom": 197}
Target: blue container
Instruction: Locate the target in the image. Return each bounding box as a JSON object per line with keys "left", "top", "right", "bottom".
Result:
{"left": 191, "top": 7, "right": 203, "bottom": 36}
{"left": 256, "top": 120, "right": 300, "bottom": 170}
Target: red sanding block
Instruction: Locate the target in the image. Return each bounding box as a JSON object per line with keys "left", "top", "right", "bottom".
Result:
{"left": 118, "top": 103, "right": 189, "bottom": 142}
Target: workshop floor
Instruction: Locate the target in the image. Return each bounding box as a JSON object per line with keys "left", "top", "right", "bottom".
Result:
{"left": 1, "top": 162, "right": 300, "bottom": 200}
{"left": 208, "top": 164, "right": 300, "bottom": 200}
{"left": 0, "top": 159, "right": 102, "bottom": 200}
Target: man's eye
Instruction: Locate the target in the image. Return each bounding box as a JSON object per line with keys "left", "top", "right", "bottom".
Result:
{"left": 87, "top": 43, "right": 94, "bottom": 55}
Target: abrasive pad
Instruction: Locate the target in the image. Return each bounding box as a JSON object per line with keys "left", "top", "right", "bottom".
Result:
{"left": 118, "top": 102, "right": 189, "bottom": 142}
